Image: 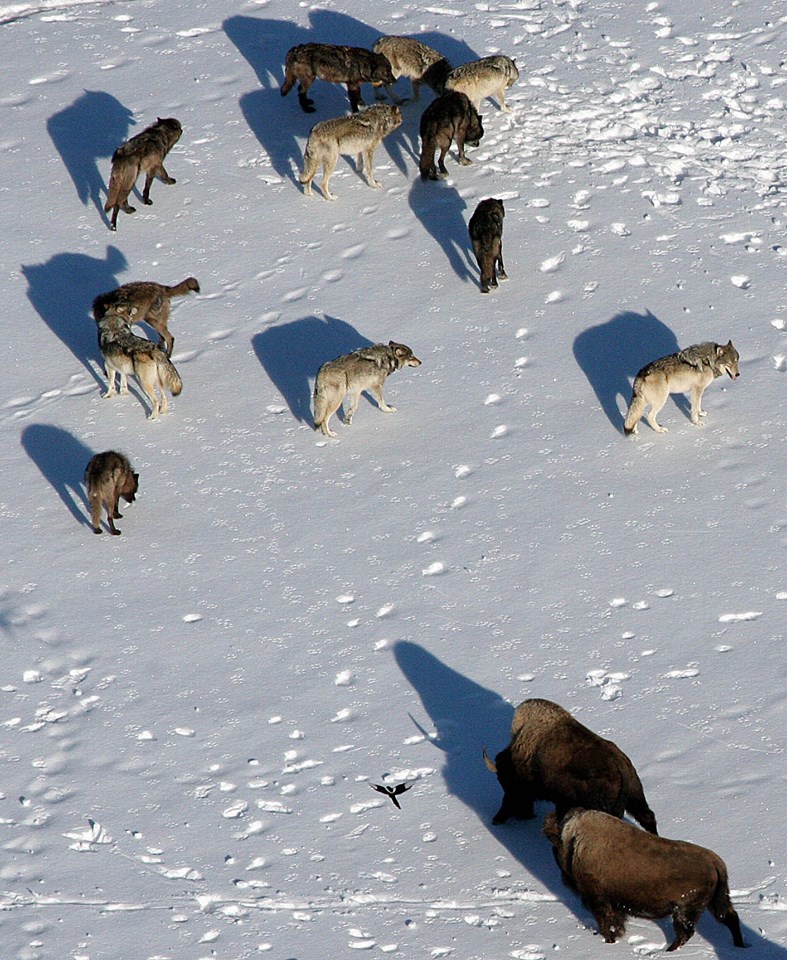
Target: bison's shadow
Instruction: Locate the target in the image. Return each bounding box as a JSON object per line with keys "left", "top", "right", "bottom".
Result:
{"left": 573, "top": 309, "right": 683, "bottom": 433}
{"left": 21, "top": 424, "right": 95, "bottom": 529}
{"left": 393, "top": 642, "right": 582, "bottom": 920}
{"left": 252, "top": 315, "right": 374, "bottom": 425}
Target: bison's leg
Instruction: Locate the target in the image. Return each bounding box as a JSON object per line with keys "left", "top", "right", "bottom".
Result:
{"left": 590, "top": 901, "right": 626, "bottom": 943}
{"left": 720, "top": 908, "right": 745, "bottom": 948}
{"left": 667, "top": 906, "right": 701, "bottom": 951}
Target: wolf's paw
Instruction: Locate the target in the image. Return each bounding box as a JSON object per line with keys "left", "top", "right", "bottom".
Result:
{"left": 143, "top": 198, "right": 153, "bottom": 205}
{"left": 380, "top": 404, "right": 397, "bottom": 414}
{"left": 101, "top": 389, "right": 115, "bottom": 399}
{"left": 459, "top": 156, "right": 473, "bottom": 166}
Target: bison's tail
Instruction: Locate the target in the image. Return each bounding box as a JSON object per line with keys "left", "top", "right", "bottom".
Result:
{"left": 710, "top": 865, "right": 745, "bottom": 947}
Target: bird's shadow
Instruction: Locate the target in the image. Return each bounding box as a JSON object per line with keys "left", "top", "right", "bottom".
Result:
{"left": 252, "top": 315, "right": 374, "bottom": 425}
{"left": 22, "top": 246, "right": 128, "bottom": 386}
{"left": 47, "top": 91, "right": 134, "bottom": 224}
{"left": 21, "top": 424, "right": 95, "bottom": 529}
{"left": 573, "top": 310, "right": 682, "bottom": 432}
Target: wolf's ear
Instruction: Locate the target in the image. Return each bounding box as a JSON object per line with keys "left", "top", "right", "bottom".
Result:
{"left": 133, "top": 472, "right": 139, "bottom": 482}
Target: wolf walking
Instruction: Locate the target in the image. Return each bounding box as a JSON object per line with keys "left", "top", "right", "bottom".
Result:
{"left": 419, "top": 91, "right": 484, "bottom": 180}
{"left": 469, "top": 198, "right": 507, "bottom": 293}
{"left": 313, "top": 341, "right": 421, "bottom": 438}
{"left": 444, "top": 55, "right": 519, "bottom": 112}
{"left": 104, "top": 117, "right": 182, "bottom": 230}
{"left": 281, "top": 43, "right": 396, "bottom": 114}
{"left": 372, "top": 36, "right": 451, "bottom": 103}
{"left": 300, "top": 104, "right": 402, "bottom": 200}
{"left": 84, "top": 451, "right": 139, "bottom": 536}
{"left": 624, "top": 340, "right": 740, "bottom": 435}
{"left": 93, "top": 277, "right": 200, "bottom": 356}
{"left": 97, "top": 305, "right": 183, "bottom": 420}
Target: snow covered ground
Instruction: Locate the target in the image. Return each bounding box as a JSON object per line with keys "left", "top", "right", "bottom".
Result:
{"left": 0, "top": 0, "right": 785, "bottom": 958}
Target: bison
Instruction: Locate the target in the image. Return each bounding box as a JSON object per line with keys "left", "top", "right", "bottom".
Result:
{"left": 543, "top": 808, "right": 746, "bottom": 951}
{"left": 483, "top": 698, "right": 657, "bottom": 832}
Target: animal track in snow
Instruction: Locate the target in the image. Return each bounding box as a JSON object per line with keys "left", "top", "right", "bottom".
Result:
{"left": 540, "top": 252, "right": 566, "bottom": 273}
{"left": 719, "top": 611, "right": 762, "bottom": 622}
{"left": 341, "top": 244, "right": 366, "bottom": 260}
{"left": 422, "top": 562, "right": 445, "bottom": 576}
{"left": 490, "top": 425, "right": 508, "bottom": 439}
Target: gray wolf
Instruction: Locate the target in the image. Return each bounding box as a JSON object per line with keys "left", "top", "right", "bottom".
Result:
{"left": 300, "top": 104, "right": 402, "bottom": 200}
{"left": 92, "top": 277, "right": 200, "bottom": 356}
{"left": 419, "top": 91, "right": 484, "bottom": 180}
{"left": 372, "top": 36, "right": 452, "bottom": 103}
{"left": 84, "top": 450, "right": 139, "bottom": 536}
{"left": 281, "top": 43, "right": 396, "bottom": 114}
{"left": 543, "top": 809, "right": 745, "bottom": 951}
{"left": 97, "top": 305, "right": 183, "bottom": 420}
{"left": 483, "top": 698, "right": 657, "bottom": 832}
{"left": 313, "top": 341, "right": 421, "bottom": 438}
{"left": 624, "top": 340, "right": 740, "bottom": 435}
{"left": 104, "top": 117, "right": 182, "bottom": 231}
{"left": 469, "top": 198, "right": 508, "bottom": 293}
{"left": 445, "top": 55, "right": 519, "bottom": 112}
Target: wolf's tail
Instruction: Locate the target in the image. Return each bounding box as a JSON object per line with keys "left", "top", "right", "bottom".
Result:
{"left": 157, "top": 353, "right": 183, "bottom": 396}
{"left": 104, "top": 160, "right": 134, "bottom": 213}
{"left": 312, "top": 381, "right": 328, "bottom": 430}
{"left": 165, "top": 277, "right": 201, "bottom": 298}
{"left": 623, "top": 379, "right": 645, "bottom": 435}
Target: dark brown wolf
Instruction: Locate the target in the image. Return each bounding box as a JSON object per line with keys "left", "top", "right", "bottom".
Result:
{"left": 419, "top": 92, "right": 484, "bottom": 180}
{"left": 104, "top": 117, "right": 182, "bottom": 230}
{"left": 468, "top": 198, "right": 507, "bottom": 293}
{"left": 92, "top": 277, "right": 200, "bottom": 356}
{"left": 281, "top": 43, "right": 396, "bottom": 113}
{"left": 84, "top": 451, "right": 139, "bottom": 536}
{"left": 97, "top": 305, "right": 183, "bottom": 420}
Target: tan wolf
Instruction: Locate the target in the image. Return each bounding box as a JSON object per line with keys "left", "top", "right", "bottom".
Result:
{"left": 300, "top": 104, "right": 402, "bottom": 200}
{"left": 445, "top": 55, "right": 519, "bottom": 112}
{"left": 313, "top": 341, "right": 421, "bottom": 438}
{"left": 97, "top": 305, "right": 183, "bottom": 420}
{"left": 281, "top": 43, "right": 396, "bottom": 114}
{"left": 84, "top": 450, "right": 139, "bottom": 536}
{"left": 419, "top": 91, "right": 484, "bottom": 180}
{"left": 469, "top": 198, "right": 508, "bottom": 293}
{"left": 92, "top": 277, "right": 200, "bottom": 356}
{"left": 104, "top": 117, "right": 182, "bottom": 230}
{"left": 372, "top": 36, "right": 452, "bottom": 103}
{"left": 624, "top": 340, "right": 740, "bottom": 435}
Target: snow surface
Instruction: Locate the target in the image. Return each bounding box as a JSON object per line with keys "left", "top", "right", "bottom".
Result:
{"left": 1, "top": 0, "right": 785, "bottom": 957}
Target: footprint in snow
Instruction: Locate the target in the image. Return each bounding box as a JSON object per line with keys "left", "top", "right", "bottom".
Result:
{"left": 422, "top": 561, "right": 445, "bottom": 576}
{"left": 283, "top": 287, "right": 308, "bottom": 303}
{"left": 208, "top": 328, "right": 235, "bottom": 342}
{"left": 490, "top": 424, "right": 508, "bottom": 439}
{"left": 386, "top": 226, "right": 410, "bottom": 239}
{"left": 341, "top": 244, "right": 366, "bottom": 260}
{"left": 540, "top": 252, "right": 566, "bottom": 273}
{"left": 719, "top": 611, "right": 762, "bottom": 622}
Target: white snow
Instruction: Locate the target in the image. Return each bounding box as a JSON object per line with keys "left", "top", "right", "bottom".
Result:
{"left": 1, "top": 0, "right": 785, "bottom": 958}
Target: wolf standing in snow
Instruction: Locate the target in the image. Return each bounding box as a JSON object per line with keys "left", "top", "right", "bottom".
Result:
{"left": 84, "top": 451, "right": 139, "bottom": 536}
{"left": 299, "top": 104, "right": 402, "bottom": 200}
{"left": 104, "top": 117, "right": 182, "bottom": 231}
{"left": 468, "top": 198, "right": 508, "bottom": 293}
{"left": 624, "top": 340, "right": 740, "bottom": 435}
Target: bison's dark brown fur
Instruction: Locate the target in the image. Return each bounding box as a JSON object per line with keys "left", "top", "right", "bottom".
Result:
{"left": 484, "top": 698, "right": 657, "bottom": 832}
{"left": 543, "top": 809, "right": 745, "bottom": 951}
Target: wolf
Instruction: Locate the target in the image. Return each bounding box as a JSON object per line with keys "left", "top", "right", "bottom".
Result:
{"left": 372, "top": 36, "right": 452, "bottom": 103}
{"left": 97, "top": 305, "right": 183, "bottom": 420}
{"left": 281, "top": 43, "right": 396, "bottom": 114}
{"left": 469, "top": 198, "right": 508, "bottom": 293}
{"left": 623, "top": 340, "right": 740, "bottom": 435}
{"left": 419, "top": 91, "right": 484, "bottom": 180}
{"left": 104, "top": 117, "right": 182, "bottom": 231}
{"left": 313, "top": 341, "right": 421, "bottom": 438}
{"left": 299, "top": 104, "right": 402, "bottom": 200}
{"left": 445, "top": 55, "right": 519, "bottom": 112}
{"left": 92, "top": 277, "right": 200, "bottom": 356}
{"left": 84, "top": 450, "right": 139, "bottom": 536}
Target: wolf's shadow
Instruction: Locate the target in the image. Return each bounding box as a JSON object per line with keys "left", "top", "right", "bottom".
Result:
{"left": 393, "top": 642, "right": 582, "bottom": 915}
{"left": 225, "top": 12, "right": 479, "bottom": 184}
{"left": 21, "top": 424, "right": 95, "bottom": 528}
{"left": 573, "top": 310, "right": 681, "bottom": 432}
{"left": 409, "top": 179, "right": 473, "bottom": 282}
{"left": 47, "top": 91, "right": 134, "bottom": 222}
{"left": 22, "top": 246, "right": 128, "bottom": 385}
{"left": 253, "top": 315, "right": 374, "bottom": 424}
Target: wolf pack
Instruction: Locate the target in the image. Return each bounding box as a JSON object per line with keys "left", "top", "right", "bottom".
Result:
{"left": 81, "top": 32, "right": 746, "bottom": 949}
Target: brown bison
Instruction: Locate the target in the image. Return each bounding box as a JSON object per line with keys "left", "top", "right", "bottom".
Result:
{"left": 483, "top": 698, "right": 657, "bottom": 832}
{"left": 543, "top": 808, "right": 746, "bottom": 951}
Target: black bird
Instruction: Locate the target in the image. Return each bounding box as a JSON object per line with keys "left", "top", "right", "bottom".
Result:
{"left": 371, "top": 781, "right": 413, "bottom": 809}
